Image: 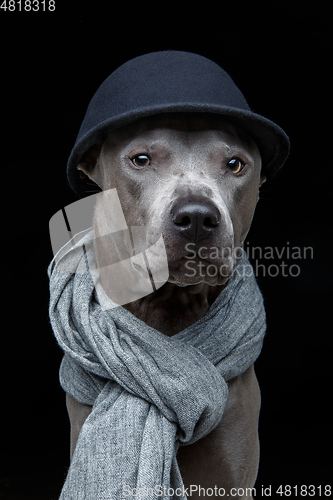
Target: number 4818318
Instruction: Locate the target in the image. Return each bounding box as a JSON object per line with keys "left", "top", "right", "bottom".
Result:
{"left": 0, "top": 0, "right": 55, "bottom": 11}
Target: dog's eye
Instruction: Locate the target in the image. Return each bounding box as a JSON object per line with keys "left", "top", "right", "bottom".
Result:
{"left": 227, "top": 158, "right": 245, "bottom": 174}
{"left": 131, "top": 154, "right": 151, "bottom": 168}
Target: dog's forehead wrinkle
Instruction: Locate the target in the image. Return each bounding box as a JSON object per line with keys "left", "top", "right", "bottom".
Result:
{"left": 112, "top": 121, "right": 252, "bottom": 153}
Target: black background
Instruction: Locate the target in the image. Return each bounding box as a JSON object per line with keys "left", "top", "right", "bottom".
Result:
{"left": 2, "top": 3, "right": 332, "bottom": 499}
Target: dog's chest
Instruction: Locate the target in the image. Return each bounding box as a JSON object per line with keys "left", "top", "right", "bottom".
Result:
{"left": 124, "top": 296, "right": 207, "bottom": 336}
{"left": 123, "top": 283, "right": 224, "bottom": 336}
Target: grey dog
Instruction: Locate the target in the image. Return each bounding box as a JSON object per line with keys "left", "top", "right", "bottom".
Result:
{"left": 55, "top": 51, "right": 289, "bottom": 499}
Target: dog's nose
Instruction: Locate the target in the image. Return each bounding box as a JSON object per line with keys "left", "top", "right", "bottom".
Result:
{"left": 171, "top": 200, "right": 220, "bottom": 242}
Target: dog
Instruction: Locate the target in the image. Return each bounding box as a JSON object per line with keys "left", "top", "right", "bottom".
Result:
{"left": 65, "top": 112, "right": 266, "bottom": 499}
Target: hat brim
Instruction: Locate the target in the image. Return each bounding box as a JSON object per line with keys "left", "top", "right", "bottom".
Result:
{"left": 67, "top": 103, "right": 290, "bottom": 197}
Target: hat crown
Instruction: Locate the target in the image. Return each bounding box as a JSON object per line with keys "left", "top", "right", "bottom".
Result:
{"left": 77, "top": 51, "right": 250, "bottom": 141}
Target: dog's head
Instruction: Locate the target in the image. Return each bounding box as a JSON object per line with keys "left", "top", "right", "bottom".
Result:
{"left": 77, "top": 113, "right": 265, "bottom": 288}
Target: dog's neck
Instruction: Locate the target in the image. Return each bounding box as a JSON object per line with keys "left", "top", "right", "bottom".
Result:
{"left": 123, "top": 282, "right": 226, "bottom": 336}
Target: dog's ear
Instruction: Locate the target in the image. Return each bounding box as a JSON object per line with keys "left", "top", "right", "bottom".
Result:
{"left": 77, "top": 142, "right": 104, "bottom": 187}
{"left": 259, "top": 173, "right": 267, "bottom": 187}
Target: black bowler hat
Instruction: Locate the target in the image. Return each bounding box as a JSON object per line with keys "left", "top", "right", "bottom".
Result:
{"left": 67, "top": 51, "right": 290, "bottom": 197}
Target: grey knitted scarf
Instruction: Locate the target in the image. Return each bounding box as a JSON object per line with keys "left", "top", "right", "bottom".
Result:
{"left": 48, "top": 229, "right": 266, "bottom": 500}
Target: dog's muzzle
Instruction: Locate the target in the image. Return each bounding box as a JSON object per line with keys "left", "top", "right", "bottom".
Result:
{"left": 165, "top": 193, "right": 235, "bottom": 285}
